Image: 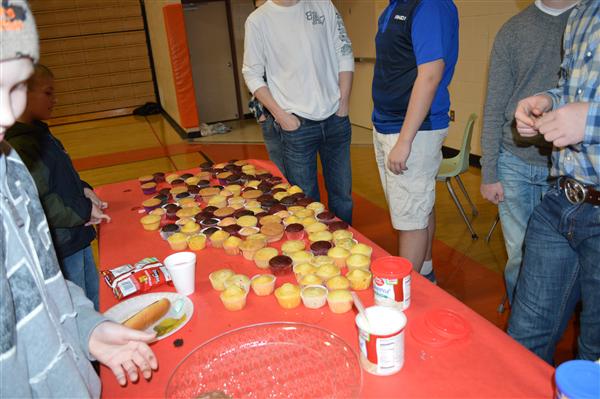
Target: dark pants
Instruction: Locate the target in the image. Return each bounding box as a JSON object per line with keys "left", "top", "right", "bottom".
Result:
{"left": 277, "top": 113, "right": 353, "bottom": 224}
{"left": 508, "top": 186, "right": 600, "bottom": 364}
{"left": 60, "top": 246, "right": 99, "bottom": 310}
{"left": 260, "top": 116, "right": 286, "bottom": 177}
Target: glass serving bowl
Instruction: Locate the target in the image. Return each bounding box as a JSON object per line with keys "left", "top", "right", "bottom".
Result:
{"left": 165, "top": 322, "right": 362, "bottom": 398}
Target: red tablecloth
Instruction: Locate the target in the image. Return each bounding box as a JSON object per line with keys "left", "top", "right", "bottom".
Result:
{"left": 97, "top": 160, "right": 554, "bottom": 398}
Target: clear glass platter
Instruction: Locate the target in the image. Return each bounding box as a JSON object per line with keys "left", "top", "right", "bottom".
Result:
{"left": 165, "top": 322, "right": 362, "bottom": 398}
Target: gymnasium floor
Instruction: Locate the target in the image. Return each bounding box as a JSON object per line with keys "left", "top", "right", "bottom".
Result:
{"left": 51, "top": 114, "right": 575, "bottom": 363}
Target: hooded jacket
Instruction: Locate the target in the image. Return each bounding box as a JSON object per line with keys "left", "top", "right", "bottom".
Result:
{"left": 6, "top": 121, "right": 96, "bottom": 259}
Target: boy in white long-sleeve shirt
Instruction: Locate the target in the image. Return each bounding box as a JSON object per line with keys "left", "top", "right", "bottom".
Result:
{"left": 242, "top": 0, "right": 355, "bottom": 224}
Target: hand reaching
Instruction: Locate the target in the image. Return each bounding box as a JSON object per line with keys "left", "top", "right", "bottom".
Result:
{"left": 89, "top": 321, "right": 158, "bottom": 386}
{"left": 86, "top": 203, "right": 111, "bottom": 226}
{"left": 84, "top": 187, "right": 108, "bottom": 209}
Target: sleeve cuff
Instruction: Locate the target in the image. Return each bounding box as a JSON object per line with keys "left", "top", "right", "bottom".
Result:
{"left": 83, "top": 198, "right": 93, "bottom": 221}
{"left": 66, "top": 281, "right": 108, "bottom": 360}
{"left": 245, "top": 78, "right": 267, "bottom": 95}
{"left": 543, "top": 89, "right": 562, "bottom": 110}
{"left": 416, "top": 55, "right": 444, "bottom": 67}
{"left": 338, "top": 58, "right": 355, "bottom": 73}
{"left": 481, "top": 170, "right": 499, "bottom": 185}
{"left": 79, "top": 311, "right": 109, "bottom": 361}
{"left": 480, "top": 158, "right": 499, "bottom": 184}
{"left": 584, "top": 102, "right": 600, "bottom": 145}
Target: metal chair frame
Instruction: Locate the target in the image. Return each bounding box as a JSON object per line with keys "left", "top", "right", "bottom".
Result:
{"left": 486, "top": 213, "right": 500, "bottom": 243}
{"left": 437, "top": 113, "right": 479, "bottom": 240}
{"left": 484, "top": 213, "right": 509, "bottom": 313}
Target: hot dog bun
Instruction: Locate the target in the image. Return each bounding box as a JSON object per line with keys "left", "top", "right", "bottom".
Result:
{"left": 122, "top": 298, "right": 171, "bottom": 330}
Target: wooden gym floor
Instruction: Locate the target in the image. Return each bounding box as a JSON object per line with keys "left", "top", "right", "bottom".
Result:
{"left": 51, "top": 114, "right": 575, "bottom": 364}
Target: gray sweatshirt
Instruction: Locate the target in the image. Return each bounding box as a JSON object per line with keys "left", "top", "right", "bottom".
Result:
{"left": 0, "top": 142, "right": 107, "bottom": 398}
{"left": 480, "top": 4, "right": 571, "bottom": 184}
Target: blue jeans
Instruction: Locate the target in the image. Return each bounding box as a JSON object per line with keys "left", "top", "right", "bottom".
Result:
{"left": 507, "top": 185, "right": 600, "bottom": 364}
{"left": 497, "top": 150, "right": 550, "bottom": 304}
{"left": 260, "top": 116, "right": 286, "bottom": 177}
{"left": 279, "top": 113, "right": 353, "bottom": 224}
{"left": 60, "top": 246, "right": 99, "bottom": 310}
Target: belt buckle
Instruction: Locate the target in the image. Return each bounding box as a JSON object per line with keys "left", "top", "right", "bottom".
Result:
{"left": 563, "top": 178, "right": 587, "bottom": 205}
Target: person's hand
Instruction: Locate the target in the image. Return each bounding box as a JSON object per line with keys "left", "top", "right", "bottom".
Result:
{"left": 534, "top": 102, "right": 589, "bottom": 147}
{"left": 336, "top": 101, "right": 349, "bottom": 117}
{"left": 84, "top": 187, "right": 108, "bottom": 209}
{"left": 86, "top": 203, "right": 111, "bottom": 226}
{"left": 515, "top": 94, "right": 553, "bottom": 137}
{"left": 480, "top": 182, "right": 504, "bottom": 205}
{"left": 387, "top": 139, "right": 412, "bottom": 175}
{"left": 276, "top": 112, "right": 301, "bottom": 131}
{"left": 89, "top": 321, "right": 158, "bottom": 386}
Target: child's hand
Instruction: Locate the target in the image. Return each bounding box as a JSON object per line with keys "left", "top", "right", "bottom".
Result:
{"left": 84, "top": 187, "right": 108, "bottom": 209}
{"left": 88, "top": 321, "right": 157, "bottom": 386}
{"left": 86, "top": 203, "right": 111, "bottom": 226}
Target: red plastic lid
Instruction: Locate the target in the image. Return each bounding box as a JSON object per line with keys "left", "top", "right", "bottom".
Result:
{"left": 371, "top": 256, "right": 412, "bottom": 279}
{"left": 410, "top": 316, "right": 453, "bottom": 348}
{"left": 424, "top": 308, "right": 470, "bottom": 340}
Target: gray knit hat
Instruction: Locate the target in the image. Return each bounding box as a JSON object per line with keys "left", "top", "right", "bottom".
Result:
{"left": 0, "top": 0, "right": 39, "bottom": 62}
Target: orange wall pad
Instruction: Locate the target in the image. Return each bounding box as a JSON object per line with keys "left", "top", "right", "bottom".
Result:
{"left": 163, "top": 4, "right": 199, "bottom": 129}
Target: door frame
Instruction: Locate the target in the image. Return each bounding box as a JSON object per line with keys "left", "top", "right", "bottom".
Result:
{"left": 182, "top": 0, "right": 243, "bottom": 121}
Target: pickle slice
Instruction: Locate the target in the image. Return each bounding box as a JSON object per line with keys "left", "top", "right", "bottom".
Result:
{"left": 153, "top": 314, "right": 187, "bottom": 337}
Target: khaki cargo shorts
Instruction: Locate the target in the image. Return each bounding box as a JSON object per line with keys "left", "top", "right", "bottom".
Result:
{"left": 373, "top": 127, "right": 448, "bottom": 230}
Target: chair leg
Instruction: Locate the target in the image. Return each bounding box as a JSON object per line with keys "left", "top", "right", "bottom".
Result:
{"left": 445, "top": 178, "right": 479, "bottom": 240}
{"left": 455, "top": 175, "right": 478, "bottom": 216}
{"left": 485, "top": 213, "right": 500, "bottom": 243}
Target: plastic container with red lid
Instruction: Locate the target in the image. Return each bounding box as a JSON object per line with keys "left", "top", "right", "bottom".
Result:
{"left": 371, "top": 256, "right": 412, "bottom": 310}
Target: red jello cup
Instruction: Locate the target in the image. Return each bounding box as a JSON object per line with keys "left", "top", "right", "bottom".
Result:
{"left": 310, "top": 240, "right": 333, "bottom": 256}
{"left": 285, "top": 223, "right": 305, "bottom": 240}
{"left": 269, "top": 255, "right": 293, "bottom": 276}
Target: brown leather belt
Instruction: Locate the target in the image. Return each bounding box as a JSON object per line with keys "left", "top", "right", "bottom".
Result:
{"left": 559, "top": 177, "right": 600, "bottom": 205}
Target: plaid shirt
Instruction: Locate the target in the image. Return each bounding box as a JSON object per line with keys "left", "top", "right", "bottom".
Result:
{"left": 546, "top": 0, "right": 600, "bottom": 187}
